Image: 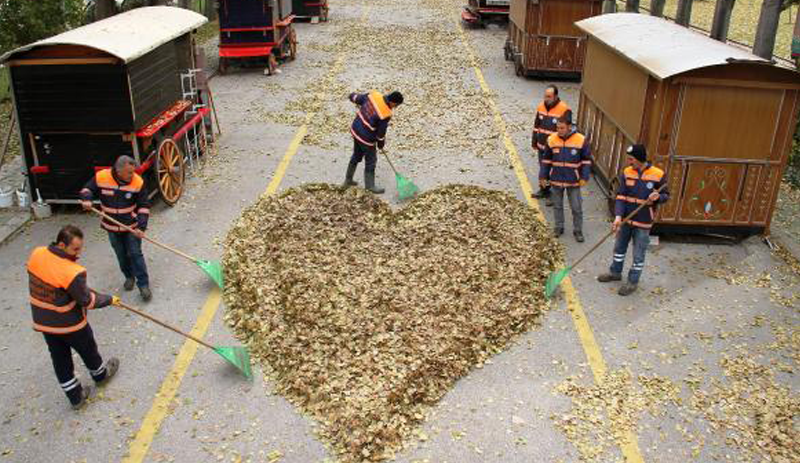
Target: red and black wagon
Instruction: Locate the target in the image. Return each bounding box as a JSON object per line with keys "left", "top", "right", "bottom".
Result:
{"left": 0, "top": 6, "right": 216, "bottom": 207}
{"left": 292, "top": 0, "right": 329, "bottom": 22}
{"left": 218, "top": 0, "right": 297, "bottom": 75}
{"left": 462, "top": 0, "right": 511, "bottom": 28}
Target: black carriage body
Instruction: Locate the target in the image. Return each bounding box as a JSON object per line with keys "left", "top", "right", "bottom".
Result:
{"left": 292, "top": 0, "right": 327, "bottom": 18}
{"left": 219, "top": 0, "right": 292, "bottom": 46}
{"left": 6, "top": 36, "right": 197, "bottom": 202}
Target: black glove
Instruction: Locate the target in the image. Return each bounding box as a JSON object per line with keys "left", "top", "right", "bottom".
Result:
{"left": 377, "top": 140, "right": 385, "bottom": 150}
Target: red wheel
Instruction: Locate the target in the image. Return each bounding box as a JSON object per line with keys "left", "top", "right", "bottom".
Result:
{"left": 156, "top": 138, "right": 185, "bottom": 206}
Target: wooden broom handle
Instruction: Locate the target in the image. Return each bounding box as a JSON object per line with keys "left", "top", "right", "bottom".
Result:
{"left": 115, "top": 301, "right": 215, "bottom": 350}
{"left": 90, "top": 207, "right": 198, "bottom": 263}
{"left": 379, "top": 149, "right": 399, "bottom": 176}
{"left": 569, "top": 183, "right": 667, "bottom": 270}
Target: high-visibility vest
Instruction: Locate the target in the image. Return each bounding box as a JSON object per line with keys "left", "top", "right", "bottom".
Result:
{"left": 27, "top": 246, "right": 97, "bottom": 334}
{"left": 533, "top": 100, "right": 570, "bottom": 149}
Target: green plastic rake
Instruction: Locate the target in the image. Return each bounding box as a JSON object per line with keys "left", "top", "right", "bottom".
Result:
{"left": 545, "top": 184, "right": 667, "bottom": 299}
{"left": 92, "top": 208, "right": 224, "bottom": 289}
{"left": 116, "top": 301, "right": 252, "bottom": 380}
{"left": 380, "top": 149, "right": 419, "bottom": 201}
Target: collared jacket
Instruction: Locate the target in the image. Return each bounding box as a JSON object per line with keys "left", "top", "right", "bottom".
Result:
{"left": 540, "top": 130, "right": 592, "bottom": 187}
{"left": 349, "top": 91, "right": 393, "bottom": 147}
{"left": 614, "top": 163, "right": 669, "bottom": 229}
{"left": 80, "top": 168, "right": 150, "bottom": 233}
{"left": 27, "top": 245, "right": 112, "bottom": 334}
{"left": 532, "top": 99, "right": 571, "bottom": 151}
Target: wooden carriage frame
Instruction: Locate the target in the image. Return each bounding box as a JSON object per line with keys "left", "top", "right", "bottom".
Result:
{"left": 218, "top": 0, "right": 298, "bottom": 75}
{"left": 0, "top": 7, "right": 215, "bottom": 206}
{"left": 575, "top": 14, "right": 800, "bottom": 237}
{"left": 505, "top": 0, "right": 602, "bottom": 78}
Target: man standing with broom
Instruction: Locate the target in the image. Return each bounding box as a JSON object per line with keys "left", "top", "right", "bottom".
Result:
{"left": 27, "top": 225, "right": 120, "bottom": 409}
{"left": 344, "top": 90, "right": 404, "bottom": 194}
{"left": 597, "top": 145, "right": 669, "bottom": 296}
{"left": 80, "top": 156, "right": 152, "bottom": 302}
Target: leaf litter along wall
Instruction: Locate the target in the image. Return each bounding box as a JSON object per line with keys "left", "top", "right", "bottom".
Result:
{"left": 223, "top": 184, "right": 563, "bottom": 462}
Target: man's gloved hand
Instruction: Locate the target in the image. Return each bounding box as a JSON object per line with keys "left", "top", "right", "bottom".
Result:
{"left": 111, "top": 296, "right": 121, "bottom": 306}
{"left": 579, "top": 179, "right": 588, "bottom": 187}
{"left": 81, "top": 200, "right": 93, "bottom": 212}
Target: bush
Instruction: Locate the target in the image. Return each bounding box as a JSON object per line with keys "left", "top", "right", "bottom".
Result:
{"left": 786, "top": 116, "right": 800, "bottom": 190}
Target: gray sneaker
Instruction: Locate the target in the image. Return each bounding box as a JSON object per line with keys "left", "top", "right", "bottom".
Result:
{"left": 97, "top": 357, "right": 120, "bottom": 386}
{"left": 71, "top": 384, "right": 96, "bottom": 411}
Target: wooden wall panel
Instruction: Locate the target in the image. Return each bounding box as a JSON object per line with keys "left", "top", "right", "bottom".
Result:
{"left": 678, "top": 163, "right": 745, "bottom": 223}
{"left": 675, "top": 85, "right": 783, "bottom": 161}
{"left": 582, "top": 39, "right": 648, "bottom": 140}
{"left": 539, "top": 0, "right": 595, "bottom": 36}
{"left": 734, "top": 165, "right": 761, "bottom": 224}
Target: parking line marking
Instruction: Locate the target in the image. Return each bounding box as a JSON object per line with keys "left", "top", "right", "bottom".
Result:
{"left": 454, "top": 21, "right": 645, "bottom": 463}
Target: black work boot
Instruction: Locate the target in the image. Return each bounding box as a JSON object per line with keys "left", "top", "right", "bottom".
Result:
{"left": 97, "top": 357, "right": 120, "bottom": 387}
{"left": 71, "top": 384, "right": 95, "bottom": 411}
{"left": 597, "top": 273, "right": 622, "bottom": 283}
{"left": 124, "top": 277, "right": 135, "bottom": 291}
{"left": 365, "top": 170, "right": 385, "bottom": 194}
{"left": 343, "top": 162, "right": 358, "bottom": 187}
{"left": 139, "top": 286, "right": 152, "bottom": 302}
{"left": 574, "top": 230, "right": 585, "bottom": 243}
{"left": 618, "top": 282, "right": 638, "bottom": 296}
{"left": 554, "top": 227, "right": 564, "bottom": 237}
{"left": 532, "top": 189, "right": 550, "bottom": 199}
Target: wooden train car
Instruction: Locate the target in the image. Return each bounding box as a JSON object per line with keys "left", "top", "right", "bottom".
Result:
{"left": 462, "top": 0, "right": 510, "bottom": 28}
{"left": 505, "top": 0, "right": 601, "bottom": 78}
{"left": 0, "top": 7, "right": 214, "bottom": 206}
{"left": 575, "top": 13, "right": 800, "bottom": 237}
{"left": 292, "top": 0, "right": 329, "bottom": 22}
{"left": 218, "top": 0, "right": 297, "bottom": 75}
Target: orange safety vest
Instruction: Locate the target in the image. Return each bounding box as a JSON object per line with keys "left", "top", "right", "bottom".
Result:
{"left": 533, "top": 100, "right": 571, "bottom": 149}
{"left": 27, "top": 246, "right": 95, "bottom": 334}
{"left": 94, "top": 169, "right": 145, "bottom": 232}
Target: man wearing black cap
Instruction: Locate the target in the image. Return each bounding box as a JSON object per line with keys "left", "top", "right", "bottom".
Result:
{"left": 597, "top": 144, "right": 669, "bottom": 296}
{"left": 344, "top": 90, "right": 404, "bottom": 194}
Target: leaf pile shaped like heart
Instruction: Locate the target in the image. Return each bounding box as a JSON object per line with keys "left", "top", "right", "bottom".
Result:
{"left": 223, "top": 184, "right": 562, "bottom": 461}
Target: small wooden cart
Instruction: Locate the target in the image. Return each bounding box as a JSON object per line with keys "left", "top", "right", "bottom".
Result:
{"left": 292, "top": 0, "right": 329, "bottom": 22}
{"left": 505, "top": 0, "right": 602, "bottom": 78}
{"left": 575, "top": 13, "right": 800, "bottom": 237}
{"left": 462, "top": 0, "right": 510, "bottom": 28}
{"left": 218, "top": 0, "right": 297, "bottom": 75}
{"left": 0, "top": 7, "right": 215, "bottom": 206}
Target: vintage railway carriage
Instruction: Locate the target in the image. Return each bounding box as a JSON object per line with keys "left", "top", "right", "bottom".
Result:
{"left": 575, "top": 14, "right": 800, "bottom": 236}
{"left": 462, "top": 0, "right": 511, "bottom": 27}
{"left": 505, "top": 0, "right": 602, "bottom": 78}
{"left": 292, "top": 0, "right": 329, "bottom": 22}
{"left": 218, "top": 0, "right": 297, "bottom": 75}
{"left": 0, "top": 7, "right": 213, "bottom": 206}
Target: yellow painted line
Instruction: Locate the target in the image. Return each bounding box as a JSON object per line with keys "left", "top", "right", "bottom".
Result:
{"left": 455, "top": 21, "right": 645, "bottom": 463}
{"left": 123, "top": 7, "right": 372, "bottom": 463}
{"left": 122, "top": 288, "right": 221, "bottom": 463}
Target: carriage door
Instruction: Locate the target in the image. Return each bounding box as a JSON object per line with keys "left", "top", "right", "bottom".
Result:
{"left": 536, "top": 0, "right": 594, "bottom": 72}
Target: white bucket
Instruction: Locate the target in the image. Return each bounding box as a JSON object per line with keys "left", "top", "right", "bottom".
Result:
{"left": 32, "top": 201, "right": 51, "bottom": 219}
{"left": 0, "top": 187, "right": 13, "bottom": 208}
{"left": 16, "top": 189, "right": 30, "bottom": 208}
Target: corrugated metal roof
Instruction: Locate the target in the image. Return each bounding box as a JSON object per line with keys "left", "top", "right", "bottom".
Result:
{"left": 575, "top": 13, "right": 771, "bottom": 80}
{"left": 0, "top": 6, "right": 207, "bottom": 64}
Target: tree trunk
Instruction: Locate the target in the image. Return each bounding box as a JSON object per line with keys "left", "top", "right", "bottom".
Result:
{"left": 625, "top": 0, "right": 640, "bottom": 12}
{"left": 650, "top": 0, "right": 667, "bottom": 17}
{"left": 95, "top": 0, "right": 117, "bottom": 20}
{"left": 790, "top": 2, "right": 799, "bottom": 67}
{"left": 602, "top": 0, "right": 617, "bottom": 14}
{"left": 204, "top": 0, "right": 218, "bottom": 20}
{"left": 178, "top": 0, "right": 191, "bottom": 8}
{"left": 675, "top": 0, "right": 694, "bottom": 26}
{"left": 710, "top": 0, "right": 737, "bottom": 42}
{"left": 753, "top": 0, "right": 783, "bottom": 58}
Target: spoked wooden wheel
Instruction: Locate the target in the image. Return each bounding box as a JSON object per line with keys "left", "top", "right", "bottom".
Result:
{"left": 288, "top": 27, "right": 297, "bottom": 61}
{"left": 156, "top": 138, "right": 185, "bottom": 206}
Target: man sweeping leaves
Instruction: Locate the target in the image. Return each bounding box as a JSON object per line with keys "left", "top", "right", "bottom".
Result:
{"left": 27, "top": 225, "right": 120, "bottom": 409}
{"left": 344, "top": 90, "right": 404, "bottom": 194}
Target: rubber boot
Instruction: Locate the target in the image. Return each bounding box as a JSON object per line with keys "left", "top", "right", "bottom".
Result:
{"left": 343, "top": 162, "right": 358, "bottom": 187}
{"left": 365, "top": 169, "right": 385, "bottom": 194}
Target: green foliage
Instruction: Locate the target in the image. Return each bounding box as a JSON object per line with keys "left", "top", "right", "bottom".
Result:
{"left": 785, "top": 115, "right": 800, "bottom": 190}
{"left": 0, "top": 0, "right": 85, "bottom": 53}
